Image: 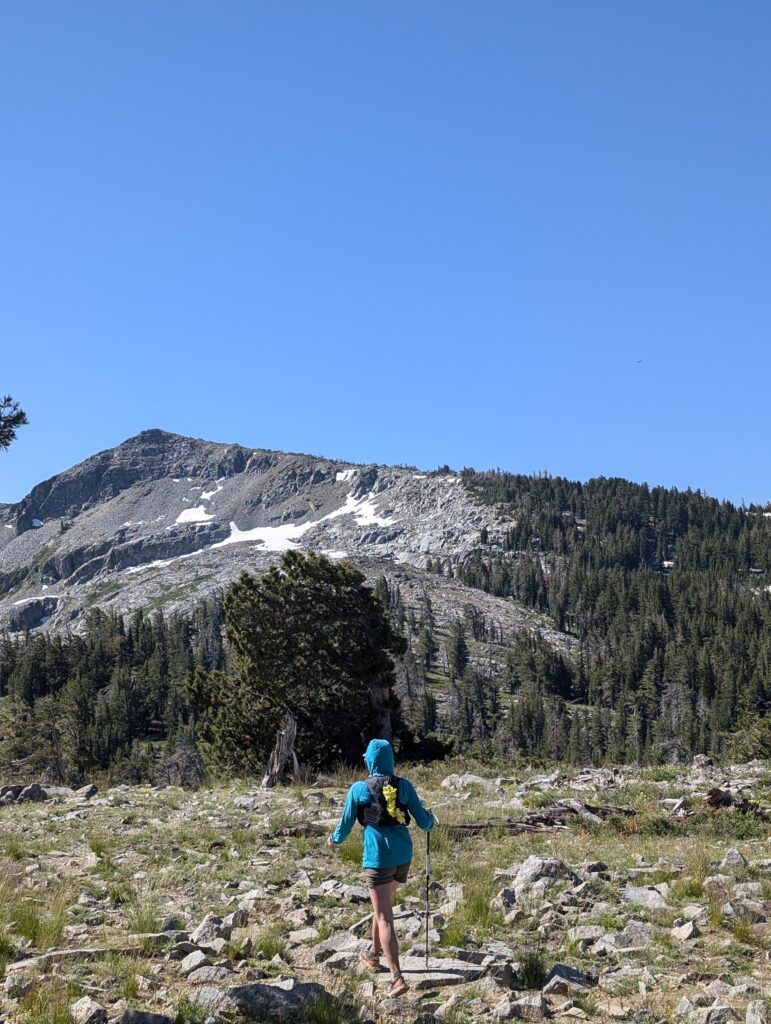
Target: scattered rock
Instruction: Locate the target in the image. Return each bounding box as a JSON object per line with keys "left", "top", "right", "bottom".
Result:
{"left": 494, "top": 998, "right": 521, "bottom": 1020}
{"left": 441, "top": 773, "right": 501, "bottom": 792}
{"left": 682, "top": 904, "right": 708, "bottom": 922}
{"left": 311, "top": 933, "right": 362, "bottom": 962}
{"left": 694, "top": 1005, "right": 738, "bottom": 1024}
{"left": 187, "top": 965, "right": 236, "bottom": 984}
{"left": 180, "top": 950, "right": 211, "bottom": 976}
{"left": 117, "top": 1012, "right": 174, "bottom": 1024}
{"left": 3, "top": 972, "right": 34, "bottom": 998}
{"left": 719, "top": 848, "right": 748, "bottom": 874}
{"left": 734, "top": 882, "right": 763, "bottom": 899}
{"left": 485, "top": 960, "right": 520, "bottom": 989}
{"left": 567, "top": 925, "right": 605, "bottom": 948}
{"left": 671, "top": 920, "right": 699, "bottom": 941}
{"left": 491, "top": 887, "right": 518, "bottom": 911}
{"left": 223, "top": 907, "right": 249, "bottom": 930}
{"left": 216, "top": 978, "right": 332, "bottom": 1017}
{"left": 511, "top": 992, "right": 549, "bottom": 1019}
{"left": 693, "top": 755, "right": 714, "bottom": 768}
{"left": 4, "top": 760, "right": 771, "bottom": 1024}
{"left": 594, "top": 920, "right": 657, "bottom": 955}
{"left": 16, "top": 783, "right": 48, "bottom": 803}
{"left": 598, "top": 966, "right": 656, "bottom": 995}
{"left": 341, "top": 884, "right": 369, "bottom": 904}
{"left": 703, "top": 875, "right": 733, "bottom": 892}
{"left": 190, "top": 913, "right": 231, "bottom": 945}
{"left": 233, "top": 795, "right": 258, "bottom": 811}
{"left": 70, "top": 997, "right": 107, "bottom": 1024}
{"left": 159, "top": 913, "right": 187, "bottom": 932}
{"left": 746, "top": 1002, "right": 770, "bottom": 1024}
{"left": 543, "top": 964, "right": 592, "bottom": 996}
{"left": 395, "top": 955, "right": 483, "bottom": 989}
{"left": 496, "top": 995, "right": 549, "bottom": 1021}
{"left": 513, "top": 856, "right": 577, "bottom": 897}
{"left": 583, "top": 860, "right": 609, "bottom": 874}
{"left": 287, "top": 926, "right": 320, "bottom": 946}
{"left": 434, "top": 994, "right": 461, "bottom": 1020}
{"left": 39, "top": 785, "right": 75, "bottom": 799}
{"left": 621, "top": 886, "right": 669, "bottom": 909}
{"left": 677, "top": 997, "right": 698, "bottom": 1017}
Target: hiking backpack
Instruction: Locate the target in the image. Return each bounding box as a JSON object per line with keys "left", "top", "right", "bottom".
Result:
{"left": 356, "top": 774, "right": 412, "bottom": 828}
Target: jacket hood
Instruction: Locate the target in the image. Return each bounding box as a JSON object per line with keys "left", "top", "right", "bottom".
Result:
{"left": 364, "top": 738, "right": 395, "bottom": 776}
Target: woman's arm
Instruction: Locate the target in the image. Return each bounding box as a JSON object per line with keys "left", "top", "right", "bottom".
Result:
{"left": 328, "top": 783, "right": 362, "bottom": 845}
{"left": 401, "top": 779, "right": 435, "bottom": 831}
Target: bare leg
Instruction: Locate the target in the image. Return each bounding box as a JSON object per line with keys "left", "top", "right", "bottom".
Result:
{"left": 368, "top": 881, "right": 401, "bottom": 979}
{"left": 370, "top": 907, "right": 380, "bottom": 956}
{"left": 370, "top": 881, "right": 399, "bottom": 956}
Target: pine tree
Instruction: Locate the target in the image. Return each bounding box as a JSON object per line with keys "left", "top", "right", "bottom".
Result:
{"left": 446, "top": 621, "right": 469, "bottom": 680}
{"left": 207, "top": 552, "right": 406, "bottom": 772}
{"left": 0, "top": 394, "right": 28, "bottom": 450}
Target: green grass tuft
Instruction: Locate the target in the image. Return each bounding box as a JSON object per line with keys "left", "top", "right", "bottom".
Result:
{"left": 0, "top": 924, "right": 15, "bottom": 977}
{"left": 174, "top": 997, "right": 208, "bottom": 1023}
{"left": 11, "top": 896, "right": 67, "bottom": 949}
{"left": 2, "top": 837, "right": 28, "bottom": 861}
{"left": 125, "top": 900, "right": 159, "bottom": 935}
{"left": 441, "top": 860, "right": 502, "bottom": 947}
{"left": 520, "top": 946, "right": 547, "bottom": 989}
{"left": 18, "top": 980, "right": 75, "bottom": 1024}
{"left": 255, "top": 923, "right": 288, "bottom": 960}
{"left": 87, "top": 833, "right": 109, "bottom": 858}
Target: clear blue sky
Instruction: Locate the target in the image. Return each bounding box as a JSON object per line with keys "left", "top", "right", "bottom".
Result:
{"left": 2, "top": 2, "right": 769, "bottom": 506}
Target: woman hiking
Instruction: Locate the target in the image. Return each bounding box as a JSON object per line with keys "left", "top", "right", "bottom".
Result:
{"left": 327, "top": 738, "right": 435, "bottom": 997}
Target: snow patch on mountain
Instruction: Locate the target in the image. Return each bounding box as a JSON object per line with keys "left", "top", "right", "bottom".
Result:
{"left": 212, "top": 520, "right": 315, "bottom": 552}
{"left": 125, "top": 550, "right": 206, "bottom": 575}
{"left": 200, "top": 481, "right": 224, "bottom": 501}
{"left": 323, "top": 493, "right": 394, "bottom": 528}
{"left": 176, "top": 506, "right": 215, "bottom": 524}
{"left": 213, "top": 489, "right": 394, "bottom": 551}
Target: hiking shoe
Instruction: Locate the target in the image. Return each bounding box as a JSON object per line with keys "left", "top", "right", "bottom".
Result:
{"left": 360, "top": 948, "right": 381, "bottom": 972}
{"left": 388, "top": 974, "right": 409, "bottom": 997}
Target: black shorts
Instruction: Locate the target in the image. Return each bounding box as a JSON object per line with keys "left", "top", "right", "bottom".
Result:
{"left": 364, "top": 861, "right": 411, "bottom": 888}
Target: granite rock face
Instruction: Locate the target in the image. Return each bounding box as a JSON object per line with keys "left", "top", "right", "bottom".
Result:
{"left": 0, "top": 430, "right": 570, "bottom": 659}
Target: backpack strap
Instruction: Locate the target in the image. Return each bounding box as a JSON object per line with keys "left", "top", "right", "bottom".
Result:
{"left": 356, "top": 775, "right": 411, "bottom": 827}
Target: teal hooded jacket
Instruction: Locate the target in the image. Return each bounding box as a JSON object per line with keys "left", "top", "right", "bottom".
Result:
{"left": 329, "top": 739, "right": 434, "bottom": 869}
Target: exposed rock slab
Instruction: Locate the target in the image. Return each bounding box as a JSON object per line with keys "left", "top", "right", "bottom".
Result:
{"left": 397, "top": 955, "right": 484, "bottom": 989}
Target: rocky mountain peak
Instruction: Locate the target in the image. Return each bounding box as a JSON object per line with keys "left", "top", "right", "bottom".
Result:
{"left": 13, "top": 430, "right": 256, "bottom": 529}
{"left": 0, "top": 431, "right": 545, "bottom": 647}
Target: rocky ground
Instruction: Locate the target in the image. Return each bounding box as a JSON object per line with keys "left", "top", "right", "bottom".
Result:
{"left": 1, "top": 757, "right": 771, "bottom": 1024}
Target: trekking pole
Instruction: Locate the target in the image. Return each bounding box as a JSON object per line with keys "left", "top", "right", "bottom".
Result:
{"left": 424, "top": 826, "right": 430, "bottom": 968}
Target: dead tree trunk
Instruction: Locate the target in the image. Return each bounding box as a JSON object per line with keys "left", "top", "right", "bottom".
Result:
{"left": 262, "top": 714, "right": 299, "bottom": 789}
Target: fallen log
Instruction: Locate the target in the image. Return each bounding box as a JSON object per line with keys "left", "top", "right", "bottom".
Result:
{"left": 268, "top": 820, "right": 329, "bottom": 839}
{"left": 703, "top": 788, "right": 770, "bottom": 819}
{"left": 447, "top": 820, "right": 571, "bottom": 837}
{"left": 705, "top": 787, "right": 733, "bottom": 809}
{"left": 444, "top": 800, "right": 636, "bottom": 837}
